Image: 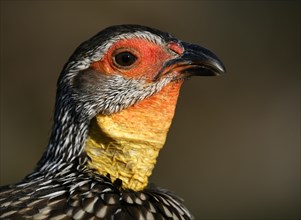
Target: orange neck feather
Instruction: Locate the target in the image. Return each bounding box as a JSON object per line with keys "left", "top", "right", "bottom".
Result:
{"left": 84, "top": 81, "right": 183, "bottom": 191}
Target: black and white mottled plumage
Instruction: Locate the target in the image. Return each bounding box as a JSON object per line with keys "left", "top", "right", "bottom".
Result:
{"left": 0, "top": 171, "right": 192, "bottom": 219}
{"left": 0, "top": 24, "right": 225, "bottom": 219}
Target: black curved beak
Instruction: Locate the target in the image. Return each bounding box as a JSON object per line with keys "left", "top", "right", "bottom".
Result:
{"left": 157, "top": 41, "right": 226, "bottom": 79}
{"left": 180, "top": 42, "right": 226, "bottom": 76}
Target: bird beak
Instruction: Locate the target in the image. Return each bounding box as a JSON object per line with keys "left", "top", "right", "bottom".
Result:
{"left": 157, "top": 41, "right": 226, "bottom": 79}
{"left": 180, "top": 42, "right": 226, "bottom": 76}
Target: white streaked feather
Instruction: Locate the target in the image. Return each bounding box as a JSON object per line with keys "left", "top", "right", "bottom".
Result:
{"left": 39, "top": 190, "right": 66, "bottom": 199}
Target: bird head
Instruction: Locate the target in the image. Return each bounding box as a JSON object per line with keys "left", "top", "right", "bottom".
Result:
{"left": 48, "top": 25, "right": 225, "bottom": 191}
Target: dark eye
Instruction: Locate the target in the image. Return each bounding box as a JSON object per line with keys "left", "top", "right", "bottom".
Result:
{"left": 114, "top": 51, "right": 137, "bottom": 67}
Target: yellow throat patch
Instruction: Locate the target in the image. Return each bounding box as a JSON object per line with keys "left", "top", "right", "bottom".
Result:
{"left": 84, "top": 81, "right": 182, "bottom": 191}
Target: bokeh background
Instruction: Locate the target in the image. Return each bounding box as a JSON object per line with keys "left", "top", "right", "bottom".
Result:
{"left": 0, "top": 1, "right": 300, "bottom": 219}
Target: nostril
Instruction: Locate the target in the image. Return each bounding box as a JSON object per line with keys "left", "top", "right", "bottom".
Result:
{"left": 167, "top": 42, "right": 184, "bottom": 55}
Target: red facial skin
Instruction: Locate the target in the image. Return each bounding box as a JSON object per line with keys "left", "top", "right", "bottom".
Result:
{"left": 90, "top": 38, "right": 183, "bottom": 81}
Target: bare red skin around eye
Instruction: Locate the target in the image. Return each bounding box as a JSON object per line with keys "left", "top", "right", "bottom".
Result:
{"left": 90, "top": 38, "right": 175, "bottom": 81}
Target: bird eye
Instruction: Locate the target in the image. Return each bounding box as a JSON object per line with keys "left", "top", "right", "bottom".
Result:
{"left": 114, "top": 51, "right": 137, "bottom": 68}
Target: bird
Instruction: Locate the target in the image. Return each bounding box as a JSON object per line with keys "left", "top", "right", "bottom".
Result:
{"left": 0, "top": 24, "right": 225, "bottom": 220}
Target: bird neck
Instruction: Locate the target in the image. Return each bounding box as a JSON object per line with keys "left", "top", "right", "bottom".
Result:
{"left": 84, "top": 81, "right": 183, "bottom": 191}
{"left": 33, "top": 89, "right": 91, "bottom": 175}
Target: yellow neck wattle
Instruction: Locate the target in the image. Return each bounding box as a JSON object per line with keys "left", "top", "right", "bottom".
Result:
{"left": 84, "top": 81, "right": 182, "bottom": 191}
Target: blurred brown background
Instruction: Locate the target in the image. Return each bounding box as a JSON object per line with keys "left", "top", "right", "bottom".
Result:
{"left": 0, "top": 1, "right": 300, "bottom": 219}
